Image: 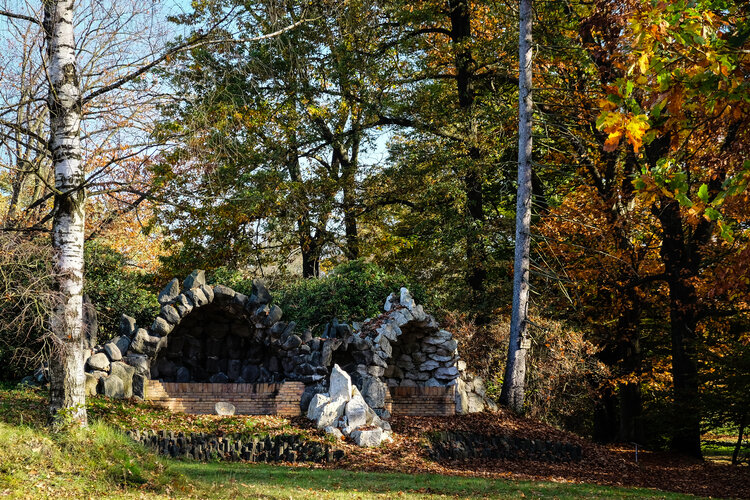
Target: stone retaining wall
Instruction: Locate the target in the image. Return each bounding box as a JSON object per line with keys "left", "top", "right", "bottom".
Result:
{"left": 427, "top": 430, "right": 582, "bottom": 462}
{"left": 146, "top": 380, "right": 304, "bottom": 416}
{"left": 387, "top": 386, "right": 456, "bottom": 417}
{"left": 127, "top": 429, "right": 344, "bottom": 463}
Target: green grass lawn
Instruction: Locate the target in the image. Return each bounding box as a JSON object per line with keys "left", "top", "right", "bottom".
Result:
{"left": 171, "top": 462, "right": 698, "bottom": 499}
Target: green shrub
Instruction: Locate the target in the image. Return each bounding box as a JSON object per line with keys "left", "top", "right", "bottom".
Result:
{"left": 84, "top": 241, "right": 160, "bottom": 340}
{"left": 209, "top": 260, "right": 425, "bottom": 334}
{"left": 275, "top": 260, "right": 426, "bottom": 334}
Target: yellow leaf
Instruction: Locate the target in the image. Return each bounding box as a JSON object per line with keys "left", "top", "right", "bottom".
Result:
{"left": 604, "top": 130, "right": 623, "bottom": 152}
{"left": 625, "top": 114, "right": 650, "bottom": 153}
{"left": 638, "top": 52, "right": 650, "bottom": 74}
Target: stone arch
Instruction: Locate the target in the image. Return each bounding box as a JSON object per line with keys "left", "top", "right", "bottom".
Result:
{"left": 151, "top": 297, "right": 292, "bottom": 384}
{"left": 104, "top": 270, "right": 329, "bottom": 396}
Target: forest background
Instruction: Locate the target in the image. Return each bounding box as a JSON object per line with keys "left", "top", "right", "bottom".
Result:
{"left": 0, "top": 0, "right": 748, "bottom": 462}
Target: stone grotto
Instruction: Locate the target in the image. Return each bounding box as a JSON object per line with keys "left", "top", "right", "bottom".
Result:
{"left": 82, "top": 270, "right": 494, "bottom": 446}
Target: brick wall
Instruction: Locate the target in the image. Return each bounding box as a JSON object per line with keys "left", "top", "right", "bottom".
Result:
{"left": 146, "top": 381, "right": 456, "bottom": 417}
{"left": 388, "top": 386, "right": 456, "bottom": 417}
{"left": 146, "top": 380, "right": 305, "bottom": 416}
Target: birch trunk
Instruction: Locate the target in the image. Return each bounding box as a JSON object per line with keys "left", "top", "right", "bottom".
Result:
{"left": 44, "top": 0, "right": 87, "bottom": 426}
{"left": 500, "top": 0, "right": 532, "bottom": 413}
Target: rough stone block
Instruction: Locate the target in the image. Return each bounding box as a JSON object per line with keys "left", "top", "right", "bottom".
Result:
{"left": 345, "top": 395, "right": 368, "bottom": 430}
{"left": 151, "top": 317, "right": 173, "bottom": 336}
{"left": 307, "top": 393, "right": 330, "bottom": 421}
{"left": 174, "top": 294, "right": 194, "bottom": 317}
{"left": 98, "top": 374, "right": 125, "bottom": 398}
{"left": 215, "top": 401, "right": 236, "bottom": 416}
{"left": 252, "top": 279, "right": 272, "bottom": 304}
{"left": 435, "top": 366, "right": 460, "bottom": 380}
{"left": 132, "top": 374, "right": 147, "bottom": 399}
{"left": 324, "top": 426, "right": 343, "bottom": 440}
{"left": 186, "top": 287, "right": 209, "bottom": 307}
{"left": 103, "top": 342, "right": 122, "bottom": 362}
{"left": 183, "top": 269, "right": 206, "bottom": 290}
{"left": 110, "top": 361, "right": 135, "bottom": 398}
{"left": 199, "top": 284, "right": 215, "bottom": 303}
{"left": 361, "top": 376, "right": 387, "bottom": 409}
{"left": 129, "top": 329, "right": 160, "bottom": 357}
{"left": 119, "top": 314, "right": 137, "bottom": 337}
{"left": 113, "top": 335, "right": 130, "bottom": 355}
{"left": 329, "top": 364, "right": 352, "bottom": 403}
{"left": 158, "top": 278, "right": 180, "bottom": 305}
{"left": 160, "top": 304, "right": 180, "bottom": 324}
{"left": 350, "top": 428, "right": 383, "bottom": 448}
{"left": 85, "top": 372, "right": 98, "bottom": 396}
{"left": 212, "top": 285, "right": 236, "bottom": 304}
{"left": 419, "top": 360, "right": 440, "bottom": 372}
{"left": 87, "top": 352, "right": 110, "bottom": 372}
{"left": 316, "top": 398, "right": 345, "bottom": 430}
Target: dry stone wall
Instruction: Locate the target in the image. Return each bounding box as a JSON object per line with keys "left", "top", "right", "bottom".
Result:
{"left": 87, "top": 271, "right": 493, "bottom": 423}
{"left": 127, "top": 429, "right": 345, "bottom": 463}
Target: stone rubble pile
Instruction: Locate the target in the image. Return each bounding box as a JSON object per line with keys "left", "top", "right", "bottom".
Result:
{"left": 306, "top": 364, "right": 393, "bottom": 447}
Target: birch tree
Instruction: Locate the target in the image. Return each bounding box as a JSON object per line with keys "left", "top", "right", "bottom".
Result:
{"left": 41, "top": 0, "right": 87, "bottom": 425}
{"left": 500, "top": 0, "right": 533, "bottom": 413}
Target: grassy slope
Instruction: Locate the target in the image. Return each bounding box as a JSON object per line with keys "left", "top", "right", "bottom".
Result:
{"left": 0, "top": 386, "right": 698, "bottom": 499}
{"left": 0, "top": 422, "right": 696, "bottom": 500}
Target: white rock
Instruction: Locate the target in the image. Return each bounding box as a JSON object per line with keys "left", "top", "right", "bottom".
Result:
{"left": 473, "top": 376, "right": 487, "bottom": 397}
{"left": 468, "top": 393, "right": 485, "bottom": 413}
{"left": 215, "top": 402, "right": 236, "bottom": 416}
{"left": 329, "top": 364, "right": 352, "bottom": 403}
{"left": 316, "top": 398, "right": 346, "bottom": 430}
{"left": 324, "top": 426, "right": 343, "bottom": 439}
{"left": 384, "top": 293, "right": 396, "bottom": 312}
{"left": 350, "top": 428, "right": 383, "bottom": 448}
{"left": 399, "top": 287, "right": 415, "bottom": 310}
{"left": 86, "top": 352, "right": 110, "bottom": 372}
{"left": 345, "top": 395, "right": 368, "bottom": 430}
{"left": 307, "top": 393, "right": 330, "bottom": 421}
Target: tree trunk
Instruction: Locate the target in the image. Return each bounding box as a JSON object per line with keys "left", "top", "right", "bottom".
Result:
{"left": 44, "top": 0, "right": 87, "bottom": 427}
{"left": 342, "top": 135, "right": 360, "bottom": 261}
{"left": 617, "top": 287, "right": 643, "bottom": 442}
{"left": 732, "top": 411, "right": 746, "bottom": 465}
{"left": 658, "top": 197, "right": 702, "bottom": 458}
{"left": 448, "top": 0, "right": 486, "bottom": 302}
{"left": 301, "top": 234, "right": 320, "bottom": 278}
{"left": 500, "top": 0, "right": 533, "bottom": 413}
{"left": 342, "top": 184, "right": 359, "bottom": 260}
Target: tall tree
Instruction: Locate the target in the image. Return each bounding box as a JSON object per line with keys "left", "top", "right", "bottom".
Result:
{"left": 43, "top": 0, "right": 87, "bottom": 426}
{"left": 155, "top": 0, "right": 390, "bottom": 277}
{"left": 500, "top": 0, "right": 532, "bottom": 412}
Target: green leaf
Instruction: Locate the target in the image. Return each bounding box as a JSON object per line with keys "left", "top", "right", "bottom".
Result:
{"left": 675, "top": 192, "right": 693, "bottom": 207}
{"left": 705, "top": 207, "right": 721, "bottom": 221}
{"left": 697, "top": 183, "right": 709, "bottom": 203}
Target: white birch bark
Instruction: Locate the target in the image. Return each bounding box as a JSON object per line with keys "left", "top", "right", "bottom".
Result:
{"left": 44, "top": 0, "right": 87, "bottom": 426}
{"left": 500, "top": 0, "right": 532, "bottom": 413}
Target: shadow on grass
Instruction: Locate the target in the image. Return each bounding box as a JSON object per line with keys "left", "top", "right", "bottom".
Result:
{"left": 170, "top": 461, "right": 697, "bottom": 500}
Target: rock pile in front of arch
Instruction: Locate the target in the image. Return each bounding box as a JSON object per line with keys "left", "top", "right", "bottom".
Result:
{"left": 306, "top": 364, "right": 393, "bottom": 447}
